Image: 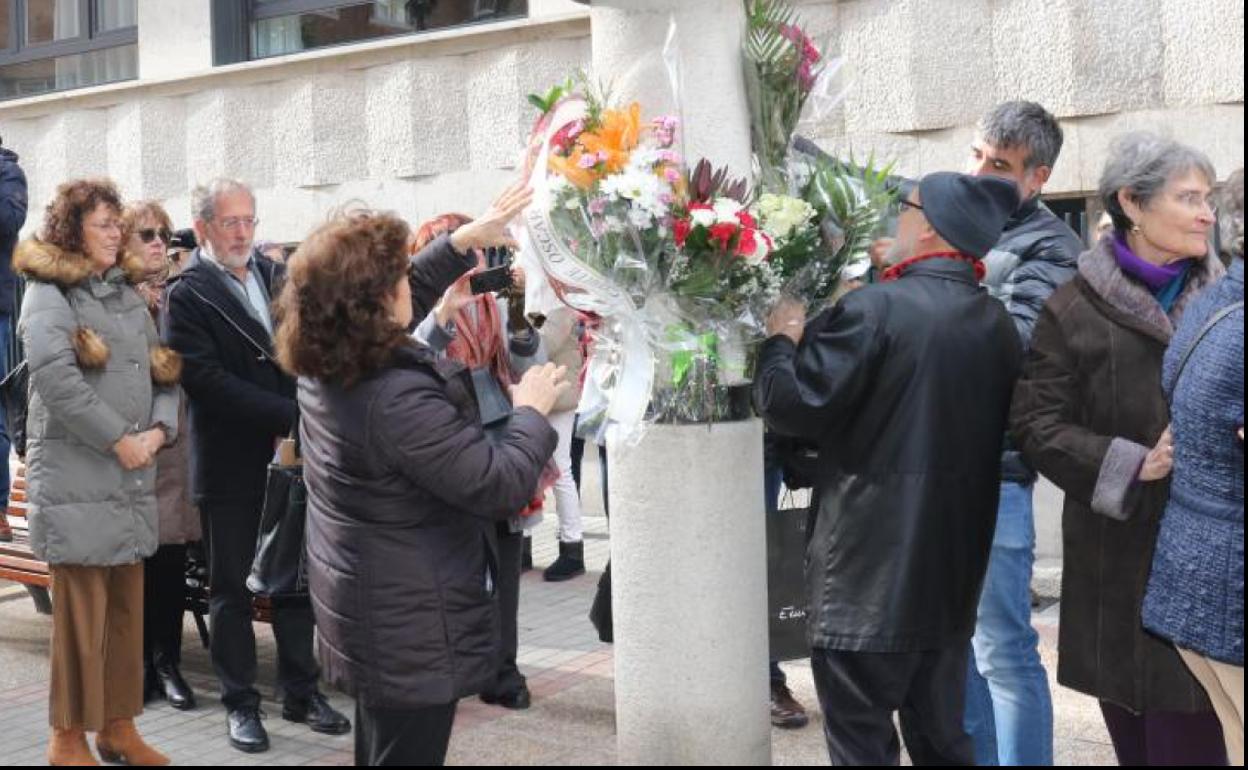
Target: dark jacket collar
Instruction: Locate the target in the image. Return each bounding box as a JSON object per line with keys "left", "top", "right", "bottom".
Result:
{"left": 176, "top": 250, "right": 278, "bottom": 348}
{"left": 1004, "top": 195, "right": 1042, "bottom": 230}
{"left": 897, "top": 257, "right": 981, "bottom": 286}
{"left": 1077, "top": 236, "right": 1224, "bottom": 343}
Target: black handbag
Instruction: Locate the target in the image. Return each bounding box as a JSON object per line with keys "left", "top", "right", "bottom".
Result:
{"left": 0, "top": 360, "right": 29, "bottom": 458}
{"left": 766, "top": 499, "right": 810, "bottom": 662}
{"left": 246, "top": 419, "right": 309, "bottom": 599}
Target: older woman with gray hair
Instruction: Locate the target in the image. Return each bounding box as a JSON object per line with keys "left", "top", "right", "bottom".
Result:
{"left": 1012, "top": 133, "right": 1227, "bottom": 765}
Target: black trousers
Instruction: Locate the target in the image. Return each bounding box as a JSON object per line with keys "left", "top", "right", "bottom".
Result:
{"left": 811, "top": 645, "right": 973, "bottom": 766}
{"left": 143, "top": 543, "right": 188, "bottom": 666}
{"left": 484, "top": 523, "right": 526, "bottom": 696}
{"left": 202, "top": 498, "right": 319, "bottom": 710}
{"left": 355, "top": 701, "right": 457, "bottom": 766}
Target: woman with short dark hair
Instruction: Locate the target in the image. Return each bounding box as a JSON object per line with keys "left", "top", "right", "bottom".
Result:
{"left": 1012, "top": 133, "right": 1227, "bottom": 765}
{"left": 16, "top": 179, "right": 180, "bottom": 766}
{"left": 275, "top": 184, "right": 567, "bottom": 766}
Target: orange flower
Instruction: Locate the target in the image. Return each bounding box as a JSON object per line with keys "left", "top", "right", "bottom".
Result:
{"left": 546, "top": 103, "right": 644, "bottom": 190}
{"left": 579, "top": 103, "right": 642, "bottom": 174}
{"left": 548, "top": 153, "right": 599, "bottom": 190}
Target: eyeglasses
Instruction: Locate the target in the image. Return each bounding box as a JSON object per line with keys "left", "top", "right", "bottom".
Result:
{"left": 216, "top": 216, "right": 260, "bottom": 231}
{"left": 137, "top": 228, "right": 173, "bottom": 244}
{"left": 1173, "top": 191, "right": 1218, "bottom": 215}
{"left": 898, "top": 198, "right": 924, "bottom": 214}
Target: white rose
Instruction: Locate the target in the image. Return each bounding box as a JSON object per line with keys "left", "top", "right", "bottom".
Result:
{"left": 690, "top": 208, "right": 717, "bottom": 228}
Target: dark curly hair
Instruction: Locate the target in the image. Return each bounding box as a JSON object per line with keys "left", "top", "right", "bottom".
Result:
{"left": 275, "top": 210, "right": 412, "bottom": 388}
{"left": 40, "top": 178, "right": 124, "bottom": 255}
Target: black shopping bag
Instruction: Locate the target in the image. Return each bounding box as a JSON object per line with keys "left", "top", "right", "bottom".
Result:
{"left": 247, "top": 436, "right": 309, "bottom": 599}
{"left": 766, "top": 505, "right": 810, "bottom": 662}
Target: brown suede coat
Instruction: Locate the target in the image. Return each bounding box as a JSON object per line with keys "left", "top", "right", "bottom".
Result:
{"left": 1012, "top": 236, "right": 1223, "bottom": 713}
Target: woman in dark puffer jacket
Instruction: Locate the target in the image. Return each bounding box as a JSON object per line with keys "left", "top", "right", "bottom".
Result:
{"left": 274, "top": 184, "right": 565, "bottom": 767}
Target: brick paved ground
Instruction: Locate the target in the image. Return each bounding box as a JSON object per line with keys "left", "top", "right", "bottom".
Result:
{"left": 0, "top": 461, "right": 1115, "bottom": 765}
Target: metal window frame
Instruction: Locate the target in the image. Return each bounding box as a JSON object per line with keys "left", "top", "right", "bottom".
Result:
{"left": 0, "top": 0, "right": 137, "bottom": 68}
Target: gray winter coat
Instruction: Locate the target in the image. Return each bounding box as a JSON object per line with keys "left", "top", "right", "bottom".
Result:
{"left": 15, "top": 240, "right": 181, "bottom": 566}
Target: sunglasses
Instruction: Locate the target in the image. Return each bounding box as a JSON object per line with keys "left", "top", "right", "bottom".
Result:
{"left": 137, "top": 228, "right": 173, "bottom": 244}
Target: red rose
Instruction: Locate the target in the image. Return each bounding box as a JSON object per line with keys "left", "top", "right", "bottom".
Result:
{"left": 709, "top": 222, "right": 738, "bottom": 250}
{"left": 735, "top": 228, "right": 758, "bottom": 258}
{"left": 674, "top": 218, "right": 692, "bottom": 248}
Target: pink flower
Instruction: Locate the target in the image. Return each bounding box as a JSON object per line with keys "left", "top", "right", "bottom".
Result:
{"left": 588, "top": 197, "right": 608, "bottom": 216}
{"left": 663, "top": 167, "right": 682, "bottom": 184}
{"left": 578, "top": 154, "right": 600, "bottom": 170}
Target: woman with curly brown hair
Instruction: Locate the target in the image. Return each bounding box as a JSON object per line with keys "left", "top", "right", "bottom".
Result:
{"left": 275, "top": 184, "right": 567, "bottom": 766}
{"left": 15, "top": 179, "right": 181, "bottom": 766}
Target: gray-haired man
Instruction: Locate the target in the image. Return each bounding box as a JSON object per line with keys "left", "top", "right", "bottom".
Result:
{"left": 962, "top": 101, "right": 1083, "bottom": 766}
{"left": 165, "top": 179, "right": 350, "bottom": 753}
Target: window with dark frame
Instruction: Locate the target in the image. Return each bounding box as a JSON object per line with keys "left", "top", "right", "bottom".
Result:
{"left": 0, "top": 0, "right": 137, "bottom": 101}
{"left": 247, "top": 0, "right": 528, "bottom": 61}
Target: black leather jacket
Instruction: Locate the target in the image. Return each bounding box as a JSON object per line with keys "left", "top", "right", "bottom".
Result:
{"left": 757, "top": 259, "right": 1022, "bottom": 651}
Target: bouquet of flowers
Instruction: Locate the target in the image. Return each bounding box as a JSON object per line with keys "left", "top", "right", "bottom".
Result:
{"left": 755, "top": 155, "right": 899, "bottom": 312}
{"left": 743, "top": 0, "right": 828, "bottom": 192}
{"left": 538, "top": 81, "right": 685, "bottom": 306}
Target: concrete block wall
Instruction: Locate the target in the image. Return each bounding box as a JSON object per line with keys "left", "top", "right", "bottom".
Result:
{"left": 803, "top": 0, "right": 1243, "bottom": 191}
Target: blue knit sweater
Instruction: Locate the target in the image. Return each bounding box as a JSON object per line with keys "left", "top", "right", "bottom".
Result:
{"left": 1143, "top": 259, "right": 1245, "bottom": 665}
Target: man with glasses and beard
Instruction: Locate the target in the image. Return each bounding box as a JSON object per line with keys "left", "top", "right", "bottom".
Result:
{"left": 165, "top": 179, "right": 350, "bottom": 754}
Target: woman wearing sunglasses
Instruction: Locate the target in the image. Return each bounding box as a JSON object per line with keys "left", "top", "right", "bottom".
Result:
{"left": 122, "top": 201, "right": 201, "bottom": 713}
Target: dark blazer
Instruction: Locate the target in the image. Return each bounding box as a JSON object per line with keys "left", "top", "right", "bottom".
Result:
{"left": 756, "top": 258, "right": 1022, "bottom": 653}
{"left": 163, "top": 250, "right": 294, "bottom": 504}
{"left": 1012, "top": 237, "right": 1223, "bottom": 712}
{"left": 299, "top": 236, "right": 558, "bottom": 708}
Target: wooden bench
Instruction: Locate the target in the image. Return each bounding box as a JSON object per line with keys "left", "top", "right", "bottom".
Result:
{"left": 1, "top": 472, "right": 54, "bottom": 614}
{"left": 3, "top": 465, "right": 275, "bottom": 636}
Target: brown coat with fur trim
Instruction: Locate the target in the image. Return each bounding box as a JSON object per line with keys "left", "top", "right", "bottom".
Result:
{"left": 14, "top": 239, "right": 181, "bottom": 566}
{"left": 1012, "top": 237, "right": 1223, "bottom": 713}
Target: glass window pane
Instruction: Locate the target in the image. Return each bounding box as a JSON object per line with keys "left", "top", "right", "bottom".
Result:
{"left": 0, "top": 43, "right": 136, "bottom": 100}
{"left": 96, "top": 0, "right": 138, "bottom": 33}
{"left": 25, "top": 0, "right": 82, "bottom": 45}
{"left": 253, "top": 0, "right": 527, "bottom": 59}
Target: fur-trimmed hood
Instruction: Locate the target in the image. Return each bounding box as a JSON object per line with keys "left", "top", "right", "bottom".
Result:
{"left": 1078, "top": 236, "right": 1225, "bottom": 344}
{"left": 14, "top": 237, "right": 146, "bottom": 289}
{"left": 14, "top": 237, "right": 180, "bottom": 386}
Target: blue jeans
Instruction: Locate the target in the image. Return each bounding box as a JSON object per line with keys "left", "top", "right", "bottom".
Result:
{"left": 964, "top": 481, "right": 1053, "bottom": 765}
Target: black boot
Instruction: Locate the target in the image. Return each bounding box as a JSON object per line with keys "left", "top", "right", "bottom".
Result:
{"left": 154, "top": 657, "right": 196, "bottom": 711}
{"left": 543, "top": 541, "right": 586, "bottom": 582}
{"left": 143, "top": 663, "right": 161, "bottom": 704}
{"left": 520, "top": 537, "right": 533, "bottom": 572}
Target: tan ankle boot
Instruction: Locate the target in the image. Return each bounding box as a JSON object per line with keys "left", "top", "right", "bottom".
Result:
{"left": 47, "top": 727, "right": 99, "bottom": 766}
{"left": 95, "top": 719, "right": 169, "bottom": 766}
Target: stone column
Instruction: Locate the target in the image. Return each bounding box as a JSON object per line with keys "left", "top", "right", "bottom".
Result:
{"left": 590, "top": 0, "right": 754, "bottom": 180}
{"left": 607, "top": 420, "right": 770, "bottom": 765}
{"left": 591, "top": 2, "right": 770, "bottom": 763}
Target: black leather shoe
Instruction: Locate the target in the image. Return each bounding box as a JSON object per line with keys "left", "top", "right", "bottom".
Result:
{"left": 479, "top": 685, "right": 532, "bottom": 710}
{"left": 154, "top": 660, "right": 196, "bottom": 711}
{"left": 227, "top": 707, "right": 270, "bottom": 753}
{"left": 283, "top": 692, "right": 352, "bottom": 735}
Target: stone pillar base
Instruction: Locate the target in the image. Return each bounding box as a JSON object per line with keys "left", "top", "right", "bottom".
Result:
{"left": 608, "top": 419, "right": 771, "bottom": 766}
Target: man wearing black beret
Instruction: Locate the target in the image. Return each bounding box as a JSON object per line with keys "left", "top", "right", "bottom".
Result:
{"left": 755, "top": 172, "right": 1024, "bottom": 765}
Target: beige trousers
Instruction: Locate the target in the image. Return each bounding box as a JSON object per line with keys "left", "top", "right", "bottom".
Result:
{"left": 48, "top": 562, "right": 145, "bottom": 731}
{"left": 1178, "top": 646, "right": 1245, "bottom": 766}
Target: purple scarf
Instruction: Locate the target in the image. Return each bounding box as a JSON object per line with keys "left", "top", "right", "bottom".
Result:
{"left": 1112, "top": 233, "right": 1194, "bottom": 292}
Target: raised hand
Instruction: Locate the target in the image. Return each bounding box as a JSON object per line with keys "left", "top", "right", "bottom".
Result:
{"left": 450, "top": 181, "right": 534, "bottom": 254}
